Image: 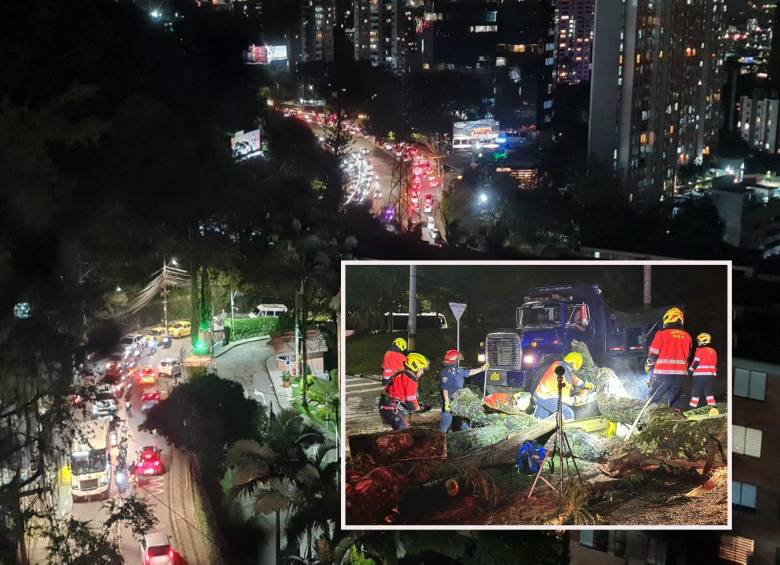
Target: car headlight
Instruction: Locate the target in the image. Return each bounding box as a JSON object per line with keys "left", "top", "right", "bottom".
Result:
{"left": 99, "top": 475, "right": 108, "bottom": 486}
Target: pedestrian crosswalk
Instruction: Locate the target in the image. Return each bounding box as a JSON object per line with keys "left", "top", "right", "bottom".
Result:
{"left": 139, "top": 475, "right": 166, "bottom": 496}
{"left": 344, "top": 375, "right": 385, "bottom": 395}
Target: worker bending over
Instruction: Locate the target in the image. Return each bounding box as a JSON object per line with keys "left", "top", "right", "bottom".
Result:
{"left": 382, "top": 337, "right": 408, "bottom": 386}
{"left": 645, "top": 307, "right": 692, "bottom": 407}
{"left": 532, "top": 352, "right": 593, "bottom": 421}
{"left": 379, "top": 353, "right": 431, "bottom": 431}
{"left": 439, "top": 349, "right": 487, "bottom": 433}
{"left": 688, "top": 332, "right": 719, "bottom": 408}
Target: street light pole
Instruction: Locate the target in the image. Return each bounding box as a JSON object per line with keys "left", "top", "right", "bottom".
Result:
{"left": 162, "top": 257, "right": 168, "bottom": 330}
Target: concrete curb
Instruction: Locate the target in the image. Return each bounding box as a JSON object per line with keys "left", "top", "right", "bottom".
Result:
{"left": 212, "top": 335, "right": 270, "bottom": 359}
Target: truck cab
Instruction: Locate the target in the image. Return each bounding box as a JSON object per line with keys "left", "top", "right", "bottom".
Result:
{"left": 478, "top": 284, "right": 661, "bottom": 395}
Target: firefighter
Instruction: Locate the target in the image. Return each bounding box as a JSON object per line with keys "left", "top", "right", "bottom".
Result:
{"left": 645, "top": 307, "right": 692, "bottom": 407}
{"left": 532, "top": 352, "right": 593, "bottom": 421}
{"left": 688, "top": 332, "right": 718, "bottom": 408}
{"left": 382, "top": 337, "right": 408, "bottom": 386}
{"left": 439, "top": 349, "right": 488, "bottom": 433}
{"left": 379, "top": 352, "right": 431, "bottom": 431}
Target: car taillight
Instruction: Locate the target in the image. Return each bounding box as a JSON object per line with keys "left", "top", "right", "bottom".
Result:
{"left": 168, "top": 549, "right": 174, "bottom": 559}
{"left": 154, "top": 460, "right": 160, "bottom": 466}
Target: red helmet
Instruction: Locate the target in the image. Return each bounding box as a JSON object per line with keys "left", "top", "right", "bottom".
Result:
{"left": 443, "top": 349, "right": 463, "bottom": 364}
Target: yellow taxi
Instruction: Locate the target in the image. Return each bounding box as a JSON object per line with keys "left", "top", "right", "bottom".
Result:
{"left": 143, "top": 326, "right": 169, "bottom": 346}
{"left": 138, "top": 366, "right": 157, "bottom": 385}
{"left": 168, "top": 320, "right": 191, "bottom": 338}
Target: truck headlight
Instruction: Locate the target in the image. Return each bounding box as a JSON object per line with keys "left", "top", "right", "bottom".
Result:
{"left": 523, "top": 353, "right": 535, "bottom": 366}
{"left": 99, "top": 475, "right": 108, "bottom": 486}
{"left": 478, "top": 353, "right": 485, "bottom": 363}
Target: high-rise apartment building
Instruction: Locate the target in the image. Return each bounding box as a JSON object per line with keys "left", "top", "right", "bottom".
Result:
{"left": 588, "top": 0, "right": 726, "bottom": 201}
{"left": 301, "top": 0, "right": 336, "bottom": 62}
{"left": 353, "top": 0, "right": 422, "bottom": 73}
{"left": 555, "top": 0, "right": 594, "bottom": 84}
{"left": 738, "top": 89, "right": 780, "bottom": 153}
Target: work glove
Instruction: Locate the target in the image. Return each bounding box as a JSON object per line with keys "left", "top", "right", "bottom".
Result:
{"left": 481, "top": 363, "right": 489, "bottom": 372}
{"left": 584, "top": 382, "right": 594, "bottom": 391}
{"left": 419, "top": 403, "right": 432, "bottom": 413}
{"left": 644, "top": 361, "right": 653, "bottom": 374}
{"left": 443, "top": 401, "right": 451, "bottom": 413}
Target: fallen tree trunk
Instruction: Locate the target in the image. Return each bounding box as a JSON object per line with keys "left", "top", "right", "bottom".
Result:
{"left": 450, "top": 417, "right": 557, "bottom": 469}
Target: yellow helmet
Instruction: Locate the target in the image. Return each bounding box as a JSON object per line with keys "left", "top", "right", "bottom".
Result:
{"left": 663, "top": 307, "right": 684, "bottom": 326}
{"left": 697, "top": 332, "right": 711, "bottom": 346}
{"left": 563, "top": 352, "right": 583, "bottom": 371}
{"left": 392, "top": 337, "right": 408, "bottom": 352}
{"left": 405, "top": 352, "right": 429, "bottom": 372}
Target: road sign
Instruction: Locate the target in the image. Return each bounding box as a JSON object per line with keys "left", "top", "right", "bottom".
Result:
{"left": 449, "top": 302, "right": 467, "bottom": 320}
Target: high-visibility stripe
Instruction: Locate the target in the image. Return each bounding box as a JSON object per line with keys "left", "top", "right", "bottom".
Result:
{"left": 693, "top": 357, "right": 700, "bottom": 362}
{"left": 690, "top": 397, "right": 699, "bottom": 407}
{"left": 657, "top": 358, "right": 687, "bottom": 364}
{"left": 706, "top": 396, "right": 716, "bottom": 405}
{"left": 697, "top": 364, "right": 716, "bottom": 369}
{"left": 693, "top": 371, "right": 717, "bottom": 375}
{"left": 648, "top": 347, "right": 660, "bottom": 355}
{"left": 653, "top": 370, "right": 688, "bottom": 375}
{"left": 406, "top": 395, "right": 417, "bottom": 401}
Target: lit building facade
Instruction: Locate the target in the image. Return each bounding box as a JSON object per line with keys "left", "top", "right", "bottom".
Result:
{"left": 353, "top": 0, "right": 423, "bottom": 73}
{"left": 554, "top": 0, "right": 594, "bottom": 84}
{"left": 738, "top": 90, "right": 780, "bottom": 153}
{"left": 301, "top": 0, "right": 336, "bottom": 62}
{"left": 588, "top": 0, "right": 726, "bottom": 201}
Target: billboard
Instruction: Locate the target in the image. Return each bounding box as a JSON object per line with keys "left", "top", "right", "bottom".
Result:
{"left": 244, "top": 44, "right": 288, "bottom": 65}
{"left": 452, "top": 119, "right": 500, "bottom": 150}
{"left": 230, "top": 129, "right": 262, "bottom": 160}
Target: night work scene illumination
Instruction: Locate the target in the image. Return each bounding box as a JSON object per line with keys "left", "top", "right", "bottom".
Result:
{"left": 343, "top": 263, "right": 729, "bottom": 528}
{"left": 0, "top": 0, "right": 778, "bottom": 563}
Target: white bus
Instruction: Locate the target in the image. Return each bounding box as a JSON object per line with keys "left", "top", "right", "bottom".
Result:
{"left": 70, "top": 418, "right": 111, "bottom": 501}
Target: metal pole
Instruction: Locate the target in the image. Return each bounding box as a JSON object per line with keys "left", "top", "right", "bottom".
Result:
{"left": 163, "top": 258, "right": 168, "bottom": 330}
{"left": 408, "top": 265, "right": 417, "bottom": 351}
{"left": 456, "top": 317, "right": 460, "bottom": 368}
{"left": 643, "top": 265, "right": 652, "bottom": 308}
{"left": 230, "top": 291, "right": 236, "bottom": 330}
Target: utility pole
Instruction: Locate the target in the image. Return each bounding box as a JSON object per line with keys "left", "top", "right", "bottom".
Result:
{"left": 408, "top": 265, "right": 417, "bottom": 351}
{"left": 643, "top": 265, "right": 652, "bottom": 308}
{"left": 162, "top": 257, "right": 169, "bottom": 330}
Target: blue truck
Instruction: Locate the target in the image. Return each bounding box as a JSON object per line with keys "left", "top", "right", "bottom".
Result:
{"left": 476, "top": 284, "right": 667, "bottom": 396}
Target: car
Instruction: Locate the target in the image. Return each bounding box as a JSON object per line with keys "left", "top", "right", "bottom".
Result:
{"left": 92, "top": 385, "right": 118, "bottom": 418}
{"left": 424, "top": 194, "right": 433, "bottom": 213}
{"left": 138, "top": 367, "right": 157, "bottom": 386}
{"left": 140, "top": 531, "right": 175, "bottom": 565}
{"left": 144, "top": 327, "right": 170, "bottom": 348}
{"left": 119, "top": 335, "right": 144, "bottom": 358}
{"left": 157, "top": 359, "right": 181, "bottom": 378}
{"left": 168, "top": 321, "right": 191, "bottom": 339}
{"left": 140, "top": 390, "right": 162, "bottom": 413}
{"left": 136, "top": 446, "right": 165, "bottom": 476}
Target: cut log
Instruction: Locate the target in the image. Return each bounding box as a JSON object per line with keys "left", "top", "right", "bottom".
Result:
{"left": 345, "top": 466, "right": 403, "bottom": 525}
{"left": 447, "top": 425, "right": 514, "bottom": 457}
{"left": 544, "top": 426, "right": 609, "bottom": 462}
{"left": 450, "top": 417, "right": 557, "bottom": 469}
{"left": 348, "top": 428, "right": 447, "bottom": 466}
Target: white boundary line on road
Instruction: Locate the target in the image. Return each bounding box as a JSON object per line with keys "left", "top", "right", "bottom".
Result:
{"left": 339, "top": 259, "right": 732, "bottom": 531}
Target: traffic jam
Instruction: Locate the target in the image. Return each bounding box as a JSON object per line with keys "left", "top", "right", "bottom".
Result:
{"left": 387, "top": 142, "right": 441, "bottom": 244}
{"left": 70, "top": 322, "right": 190, "bottom": 562}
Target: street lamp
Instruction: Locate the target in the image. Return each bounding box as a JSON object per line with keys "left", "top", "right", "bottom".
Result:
{"left": 479, "top": 192, "right": 489, "bottom": 204}
{"left": 116, "top": 286, "right": 123, "bottom": 293}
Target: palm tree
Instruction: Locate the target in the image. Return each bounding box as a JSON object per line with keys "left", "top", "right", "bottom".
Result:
{"left": 224, "top": 409, "right": 326, "bottom": 563}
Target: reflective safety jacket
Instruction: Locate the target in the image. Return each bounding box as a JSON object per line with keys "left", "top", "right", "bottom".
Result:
{"left": 689, "top": 346, "right": 718, "bottom": 376}
{"left": 534, "top": 361, "right": 584, "bottom": 400}
{"left": 382, "top": 350, "right": 407, "bottom": 383}
{"left": 382, "top": 369, "right": 420, "bottom": 411}
{"left": 647, "top": 328, "right": 692, "bottom": 376}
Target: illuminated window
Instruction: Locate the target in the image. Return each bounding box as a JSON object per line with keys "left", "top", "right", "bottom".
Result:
{"left": 733, "top": 481, "right": 757, "bottom": 510}
{"left": 733, "top": 425, "right": 762, "bottom": 457}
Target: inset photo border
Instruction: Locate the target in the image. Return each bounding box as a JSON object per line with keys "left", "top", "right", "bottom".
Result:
{"left": 340, "top": 260, "right": 731, "bottom": 530}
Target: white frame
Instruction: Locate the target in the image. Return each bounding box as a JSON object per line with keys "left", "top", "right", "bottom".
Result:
{"left": 340, "top": 259, "right": 732, "bottom": 531}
